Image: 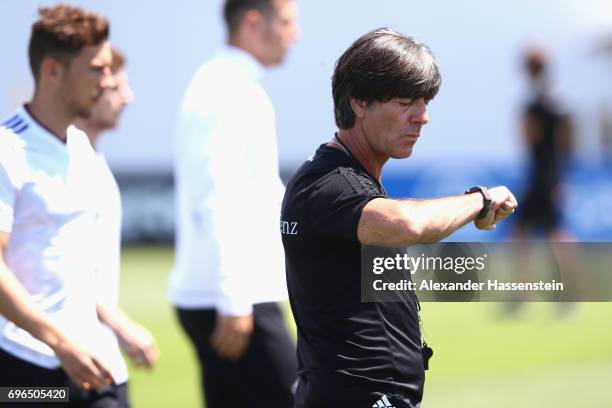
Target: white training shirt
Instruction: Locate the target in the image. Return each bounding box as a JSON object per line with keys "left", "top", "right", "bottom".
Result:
{"left": 89, "top": 154, "right": 122, "bottom": 307}
{"left": 169, "top": 45, "right": 288, "bottom": 315}
{"left": 0, "top": 107, "right": 127, "bottom": 383}
{"left": 88, "top": 152, "right": 129, "bottom": 384}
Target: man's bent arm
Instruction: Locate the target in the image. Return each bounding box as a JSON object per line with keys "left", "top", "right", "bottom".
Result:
{"left": 0, "top": 232, "right": 113, "bottom": 389}
{"left": 0, "top": 232, "right": 65, "bottom": 349}
{"left": 358, "top": 187, "right": 516, "bottom": 246}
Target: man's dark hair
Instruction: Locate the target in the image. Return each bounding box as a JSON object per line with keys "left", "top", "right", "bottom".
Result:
{"left": 223, "top": 0, "right": 276, "bottom": 35}
{"left": 332, "top": 27, "right": 442, "bottom": 129}
{"left": 524, "top": 48, "right": 547, "bottom": 79}
{"left": 28, "top": 4, "right": 110, "bottom": 82}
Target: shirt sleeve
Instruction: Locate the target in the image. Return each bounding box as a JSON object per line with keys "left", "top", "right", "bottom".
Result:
{"left": 180, "top": 96, "right": 264, "bottom": 316}
{"left": 306, "top": 167, "right": 385, "bottom": 241}
{"left": 93, "top": 162, "right": 122, "bottom": 307}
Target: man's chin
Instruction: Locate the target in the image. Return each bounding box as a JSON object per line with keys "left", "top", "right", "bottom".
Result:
{"left": 75, "top": 107, "right": 93, "bottom": 119}
{"left": 101, "top": 121, "right": 118, "bottom": 130}
{"left": 393, "top": 148, "right": 413, "bottom": 159}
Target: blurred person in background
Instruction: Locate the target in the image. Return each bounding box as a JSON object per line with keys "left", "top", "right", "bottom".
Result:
{"left": 168, "top": 0, "right": 300, "bottom": 407}
{"left": 515, "top": 47, "right": 574, "bottom": 241}
{"left": 0, "top": 4, "right": 132, "bottom": 406}
{"left": 508, "top": 46, "right": 578, "bottom": 314}
{"left": 74, "top": 46, "right": 159, "bottom": 396}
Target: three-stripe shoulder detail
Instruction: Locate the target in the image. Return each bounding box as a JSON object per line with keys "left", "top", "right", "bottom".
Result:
{"left": 1, "top": 115, "right": 29, "bottom": 134}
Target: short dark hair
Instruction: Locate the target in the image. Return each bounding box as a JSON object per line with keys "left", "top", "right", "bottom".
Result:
{"left": 332, "top": 27, "right": 442, "bottom": 129}
{"left": 223, "top": 0, "right": 275, "bottom": 35}
{"left": 28, "top": 4, "right": 110, "bottom": 81}
{"left": 524, "top": 48, "right": 547, "bottom": 79}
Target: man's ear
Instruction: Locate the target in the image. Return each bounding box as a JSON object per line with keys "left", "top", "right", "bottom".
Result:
{"left": 39, "top": 57, "right": 66, "bottom": 85}
{"left": 350, "top": 98, "right": 368, "bottom": 119}
{"left": 242, "top": 9, "right": 264, "bottom": 34}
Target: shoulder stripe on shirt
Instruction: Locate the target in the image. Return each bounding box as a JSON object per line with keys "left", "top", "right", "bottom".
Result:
{"left": 6, "top": 118, "right": 24, "bottom": 131}
{"left": 13, "top": 124, "right": 29, "bottom": 134}
{"left": 1, "top": 115, "right": 20, "bottom": 128}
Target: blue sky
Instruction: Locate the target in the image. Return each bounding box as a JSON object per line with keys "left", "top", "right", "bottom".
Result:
{"left": 2, "top": 0, "right": 612, "bottom": 171}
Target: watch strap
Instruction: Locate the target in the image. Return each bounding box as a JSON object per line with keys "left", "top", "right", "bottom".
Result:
{"left": 465, "top": 186, "right": 492, "bottom": 220}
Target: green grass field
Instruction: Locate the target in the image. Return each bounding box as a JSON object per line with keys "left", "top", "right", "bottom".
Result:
{"left": 119, "top": 246, "right": 612, "bottom": 407}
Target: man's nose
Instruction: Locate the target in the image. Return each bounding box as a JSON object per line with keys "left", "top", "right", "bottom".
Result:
{"left": 101, "top": 66, "right": 116, "bottom": 89}
{"left": 412, "top": 99, "right": 429, "bottom": 125}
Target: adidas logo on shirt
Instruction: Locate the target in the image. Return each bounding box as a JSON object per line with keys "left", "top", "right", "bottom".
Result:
{"left": 372, "top": 395, "right": 395, "bottom": 408}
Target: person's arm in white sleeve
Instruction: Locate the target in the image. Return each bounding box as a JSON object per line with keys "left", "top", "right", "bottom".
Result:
{"left": 92, "top": 195, "right": 159, "bottom": 369}
{"left": 0, "top": 231, "right": 114, "bottom": 389}
{"left": 182, "top": 98, "right": 262, "bottom": 359}
{"left": 0, "top": 153, "right": 114, "bottom": 389}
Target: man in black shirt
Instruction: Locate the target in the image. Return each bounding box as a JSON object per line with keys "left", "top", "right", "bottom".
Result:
{"left": 516, "top": 47, "right": 573, "bottom": 238}
{"left": 281, "top": 28, "right": 518, "bottom": 408}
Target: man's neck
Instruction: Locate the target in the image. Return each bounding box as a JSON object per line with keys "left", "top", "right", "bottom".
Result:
{"left": 335, "top": 128, "right": 387, "bottom": 181}
{"left": 227, "top": 36, "right": 265, "bottom": 66}
{"left": 27, "top": 93, "right": 74, "bottom": 143}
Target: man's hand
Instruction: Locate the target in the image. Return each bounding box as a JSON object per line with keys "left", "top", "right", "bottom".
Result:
{"left": 210, "top": 313, "right": 253, "bottom": 360}
{"left": 52, "top": 337, "right": 114, "bottom": 391}
{"left": 116, "top": 321, "right": 159, "bottom": 369}
{"left": 96, "top": 303, "right": 159, "bottom": 369}
{"left": 474, "top": 186, "right": 518, "bottom": 230}
{"left": 0, "top": 233, "right": 112, "bottom": 391}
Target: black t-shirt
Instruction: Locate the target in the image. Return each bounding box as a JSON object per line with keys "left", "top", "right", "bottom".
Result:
{"left": 281, "top": 144, "right": 424, "bottom": 408}
{"left": 525, "top": 94, "right": 565, "bottom": 186}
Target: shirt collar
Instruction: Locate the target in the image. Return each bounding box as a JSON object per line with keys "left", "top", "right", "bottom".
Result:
{"left": 19, "top": 105, "right": 69, "bottom": 153}
{"left": 218, "top": 44, "right": 265, "bottom": 82}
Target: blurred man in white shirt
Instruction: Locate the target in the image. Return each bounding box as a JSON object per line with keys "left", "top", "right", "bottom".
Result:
{"left": 169, "top": 0, "right": 300, "bottom": 407}
{"left": 74, "top": 47, "right": 159, "bottom": 401}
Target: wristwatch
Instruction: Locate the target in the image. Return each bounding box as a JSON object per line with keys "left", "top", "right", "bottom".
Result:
{"left": 465, "top": 186, "right": 492, "bottom": 220}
